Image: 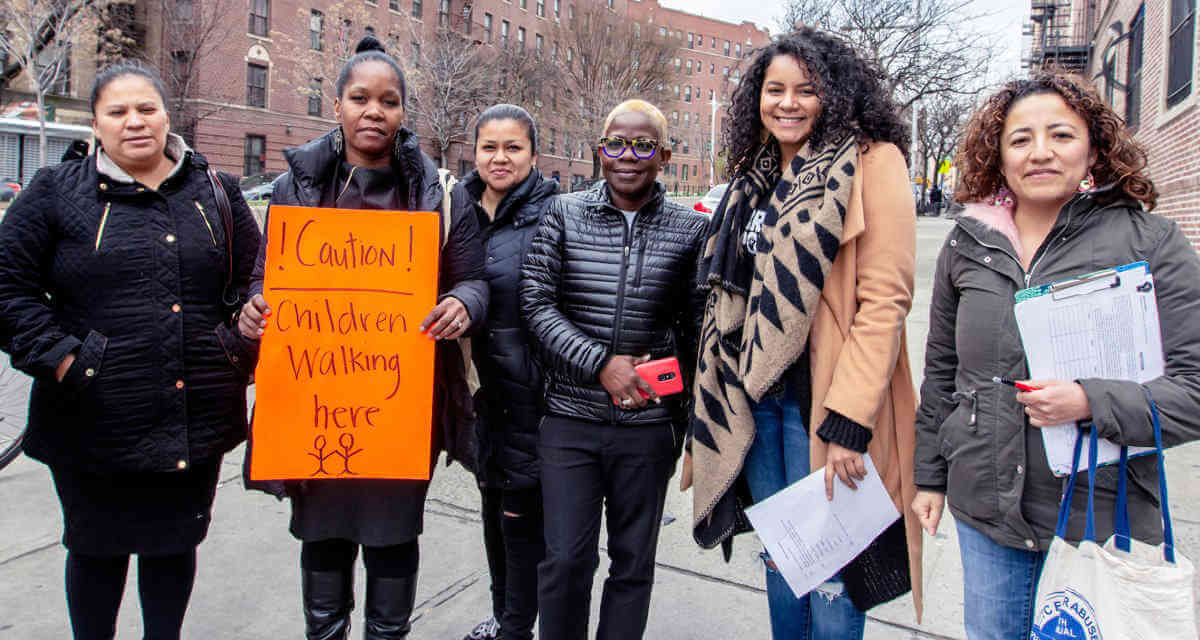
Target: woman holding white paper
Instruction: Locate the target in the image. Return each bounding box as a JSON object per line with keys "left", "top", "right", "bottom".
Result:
{"left": 912, "top": 71, "right": 1200, "bottom": 640}
{"left": 685, "top": 29, "right": 922, "bottom": 639}
{"left": 236, "top": 36, "right": 487, "bottom": 640}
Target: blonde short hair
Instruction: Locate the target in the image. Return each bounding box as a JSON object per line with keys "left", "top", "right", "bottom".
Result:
{"left": 603, "top": 100, "right": 669, "bottom": 148}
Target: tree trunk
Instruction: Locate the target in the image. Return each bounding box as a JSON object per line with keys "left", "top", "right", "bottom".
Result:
{"left": 37, "top": 91, "right": 48, "bottom": 169}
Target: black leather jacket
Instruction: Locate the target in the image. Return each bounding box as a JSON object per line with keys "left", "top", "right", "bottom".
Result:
{"left": 520, "top": 181, "right": 707, "bottom": 429}
{"left": 463, "top": 169, "right": 558, "bottom": 488}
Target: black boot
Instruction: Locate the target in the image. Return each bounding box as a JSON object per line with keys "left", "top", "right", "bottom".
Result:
{"left": 363, "top": 574, "right": 417, "bottom": 639}
{"left": 302, "top": 569, "right": 354, "bottom": 640}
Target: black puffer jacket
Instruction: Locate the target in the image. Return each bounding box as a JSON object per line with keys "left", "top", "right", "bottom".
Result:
{"left": 461, "top": 168, "right": 557, "bottom": 488}
{"left": 520, "top": 181, "right": 707, "bottom": 428}
{"left": 246, "top": 128, "right": 487, "bottom": 483}
{"left": 0, "top": 140, "right": 261, "bottom": 472}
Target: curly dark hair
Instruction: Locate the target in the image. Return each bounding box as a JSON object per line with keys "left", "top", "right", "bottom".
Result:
{"left": 723, "top": 27, "right": 910, "bottom": 179}
{"left": 956, "top": 70, "right": 1157, "bottom": 209}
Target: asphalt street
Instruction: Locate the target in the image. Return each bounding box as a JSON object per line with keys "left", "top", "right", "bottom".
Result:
{"left": 2, "top": 216, "right": 1197, "bottom": 639}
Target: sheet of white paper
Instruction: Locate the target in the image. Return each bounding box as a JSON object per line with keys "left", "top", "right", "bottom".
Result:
{"left": 1014, "top": 269, "right": 1161, "bottom": 476}
{"left": 743, "top": 454, "right": 899, "bottom": 600}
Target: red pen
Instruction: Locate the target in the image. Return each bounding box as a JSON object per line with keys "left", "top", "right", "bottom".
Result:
{"left": 992, "top": 376, "right": 1041, "bottom": 392}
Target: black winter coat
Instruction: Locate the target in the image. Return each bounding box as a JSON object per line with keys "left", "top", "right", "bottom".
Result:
{"left": 520, "top": 181, "right": 707, "bottom": 429}
{"left": 0, "top": 143, "right": 261, "bottom": 472}
{"left": 246, "top": 128, "right": 487, "bottom": 486}
{"left": 461, "top": 168, "right": 557, "bottom": 488}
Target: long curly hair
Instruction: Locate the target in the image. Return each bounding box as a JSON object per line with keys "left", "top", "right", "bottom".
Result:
{"left": 723, "top": 27, "right": 909, "bottom": 179}
{"left": 956, "top": 71, "right": 1156, "bottom": 209}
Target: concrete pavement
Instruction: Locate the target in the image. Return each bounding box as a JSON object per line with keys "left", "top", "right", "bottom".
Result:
{"left": 2, "top": 217, "right": 1198, "bottom": 639}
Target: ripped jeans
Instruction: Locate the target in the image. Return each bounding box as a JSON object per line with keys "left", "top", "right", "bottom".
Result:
{"left": 745, "top": 384, "right": 867, "bottom": 640}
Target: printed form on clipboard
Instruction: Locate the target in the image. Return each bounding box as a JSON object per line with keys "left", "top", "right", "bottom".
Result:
{"left": 1013, "top": 261, "right": 1162, "bottom": 476}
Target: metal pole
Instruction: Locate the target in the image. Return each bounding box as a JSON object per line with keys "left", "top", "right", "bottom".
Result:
{"left": 710, "top": 93, "right": 718, "bottom": 185}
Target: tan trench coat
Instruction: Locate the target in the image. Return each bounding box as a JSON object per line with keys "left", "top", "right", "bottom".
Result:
{"left": 807, "top": 141, "right": 923, "bottom": 619}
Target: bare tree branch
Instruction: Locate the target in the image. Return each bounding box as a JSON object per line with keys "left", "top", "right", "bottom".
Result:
{"left": 547, "top": 5, "right": 678, "bottom": 179}
{"left": 0, "top": 0, "right": 95, "bottom": 166}
{"left": 152, "top": 0, "right": 240, "bottom": 144}
{"left": 405, "top": 23, "right": 500, "bottom": 167}
{"left": 777, "top": 0, "right": 998, "bottom": 109}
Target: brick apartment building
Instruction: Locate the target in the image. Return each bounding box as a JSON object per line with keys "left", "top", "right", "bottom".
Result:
{"left": 1027, "top": 0, "right": 1200, "bottom": 246}
{"left": 1, "top": 0, "right": 769, "bottom": 192}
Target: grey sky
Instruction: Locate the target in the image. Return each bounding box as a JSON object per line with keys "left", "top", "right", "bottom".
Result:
{"left": 657, "top": 0, "right": 1029, "bottom": 82}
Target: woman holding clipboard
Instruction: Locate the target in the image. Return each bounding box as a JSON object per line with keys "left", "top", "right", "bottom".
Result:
{"left": 911, "top": 71, "right": 1200, "bottom": 639}
{"left": 237, "top": 37, "right": 486, "bottom": 640}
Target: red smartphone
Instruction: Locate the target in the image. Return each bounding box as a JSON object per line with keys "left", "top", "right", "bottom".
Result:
{"left": 636, "top": 357, "right": 684, "bottom": 398}
{"left": 611, "top": 357, "right": 684, "bottom": 405}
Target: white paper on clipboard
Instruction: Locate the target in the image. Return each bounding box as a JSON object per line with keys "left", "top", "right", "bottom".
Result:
{"left": 1013, "top": 261, "right": 1161, "bottom": 476}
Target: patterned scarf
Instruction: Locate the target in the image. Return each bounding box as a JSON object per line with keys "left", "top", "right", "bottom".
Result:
{"left": 692, "top": 136, "right": 859, "bottom": 549}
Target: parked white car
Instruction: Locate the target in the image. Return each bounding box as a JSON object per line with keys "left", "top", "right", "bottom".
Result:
{"left": 693, "top": 183, "right": 728, "bottom": 215}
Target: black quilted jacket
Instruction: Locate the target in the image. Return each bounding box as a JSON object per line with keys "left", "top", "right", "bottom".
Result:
{"left": 520, "top": 181, "right": 707, "bottom": 428}
{"left": 0, "top": 147, "right": 261, "bottom": 472}
{"left": 461, "top": 168, "right": 557, "bottom": 489}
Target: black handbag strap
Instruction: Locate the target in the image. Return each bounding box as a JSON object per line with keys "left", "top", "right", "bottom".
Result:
{"left": 207, "top": 168, "right": 239, "bottom": 308}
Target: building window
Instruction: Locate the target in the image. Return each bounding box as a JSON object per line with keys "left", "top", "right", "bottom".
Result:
{"left": 308, "top": 79, "right": 322, "bottom": 116}
{"left": 1168, "top": 0, "right": 1195, "bottom": 108}
{"left": 249, "top": 0, "right": 269, "bottom": 36}
{"left": 518, "top": 26, "right": 526, "bottom": 51}
{"left": 484, "top": 13, "right": 493, "bottom": 41}
{"left": 566, "top": 47, "right": 573, "bottom": 70}
{"left": 537, "top": 0, "right": 544, "bottom": 17}
{"left": 709, "top": 88, "right": 714, "bottom": 101}
{"left": 736, "top": 43, "right": 741, "bottom": 57}
{"left": 552, "top": 40, "right": 559, "bottom": 60}
{"left": 568, "top": 3, "right": 574, "bottom": 19}
{"left": 390, "top": 0, "right": 399, "bottom": 10}
{"left": 723, "top": 40, "right": 730, "bottom": 56}
{"left": 554, "top": 0, "right": 560, "bottom": 18}
{"left": 607, "top": 0, "right": 613, "bottom": 8}
{"left": 536, "top": 33, "right": 544, "bottom": 56}
{"left": 687, "top": 32, "right": 694, "bottom": 48}
{"left": 412, "top": 0, "right": 422, "bottom": 18}
{"left": 1127, "top": 5, "right": 1145, "bottom": 129}
{"left": 501, "top": 20, "right": 509, "bottom": 47}
{"left": 548, "top": 128, "right": 556, "bottom": 154}
{"left": 309, "top": 10, "right": 323, "bottom": 50}
{"left": 411, "top": 41, "right": 421, "bottom": 64}
{"left": 245, "top": 135, "right": 266, "bottom": 175}
{"left": 438, "top": 0, "right": 449, "bottom": 26}
{"left": 462, "top": 5, "right": 472, "bottom": 32}
{"left": 246, "top": 63, "right": 267, "bottom": 107}
{"left": 686, "top": 59, "right": 692, "bottom": 75}
{"left": 658, "top": 26, "right": 666, "bottom": 37}
{"left": 697, "top": 35, "right": 703, "bottom": 47}
{"left": 519, "top": 0, "right": 526, "bottom": 8}
{"left": 684, "top": 86, "right": 691, "bottom": 102}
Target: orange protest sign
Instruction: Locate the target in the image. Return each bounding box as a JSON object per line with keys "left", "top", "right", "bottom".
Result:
{"left": 249, "top": 205, "right": 440, "bottom": 481}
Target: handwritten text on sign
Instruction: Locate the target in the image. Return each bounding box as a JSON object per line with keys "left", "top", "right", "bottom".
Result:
{"left": 250, "top": 206, "right": 440, "bottom": 480}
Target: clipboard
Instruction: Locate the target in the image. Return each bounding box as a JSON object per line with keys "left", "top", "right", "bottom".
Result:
{"left": 1013, "top": 261, "right": 1161, "bottom": 476}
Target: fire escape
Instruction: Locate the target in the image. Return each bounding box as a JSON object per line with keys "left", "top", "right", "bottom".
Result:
{"left": 1026, "top": 0, "right": 1093, "bottom": 73}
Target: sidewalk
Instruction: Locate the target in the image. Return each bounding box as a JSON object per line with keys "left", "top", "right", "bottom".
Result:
{"left": 2, "top": 218, "right": 1197, "bottom": 639}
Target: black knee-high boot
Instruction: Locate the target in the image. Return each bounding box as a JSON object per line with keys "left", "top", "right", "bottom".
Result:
{"left": 363, "top": 574, "right": 417, "bottom": 639}
{"left": 302, "top": 569, "right": 354, "bottom": 640}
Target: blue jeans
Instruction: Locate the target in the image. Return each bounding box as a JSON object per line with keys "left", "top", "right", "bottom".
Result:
{"left": 956, "top": 520, "right": 1047, "bottom": 640}
{"left": 745, "top": 386, "right": 866, "bottom": 640}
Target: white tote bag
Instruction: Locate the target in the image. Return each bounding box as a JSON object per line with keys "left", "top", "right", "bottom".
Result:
{"left": 1030, "top": 389, "right": 1196, "bottom": 640}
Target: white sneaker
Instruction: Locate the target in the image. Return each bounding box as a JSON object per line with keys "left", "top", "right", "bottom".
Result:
{"left": 464, "top": 616, "right": 500, "bottom": 640}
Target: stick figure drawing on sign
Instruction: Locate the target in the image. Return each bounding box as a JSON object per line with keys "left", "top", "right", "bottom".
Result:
{"left": 334, "top": 433, "right": 364, "bottom": 476}
{"left": 308, "top": 435, "right": 335, "bottom": 476}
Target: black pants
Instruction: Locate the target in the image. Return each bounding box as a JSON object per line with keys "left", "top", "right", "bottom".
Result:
{"left": 65, "top": 550, "right": 197, "bottom": 640}
{"left": 300, "top": 538, "right": 420, "bottom": 578}
{"left": 481, "top": 485, "right": 545, "bottom": 640}
{"left": 537, "top": 416, "right": 676, "bottom": 640}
